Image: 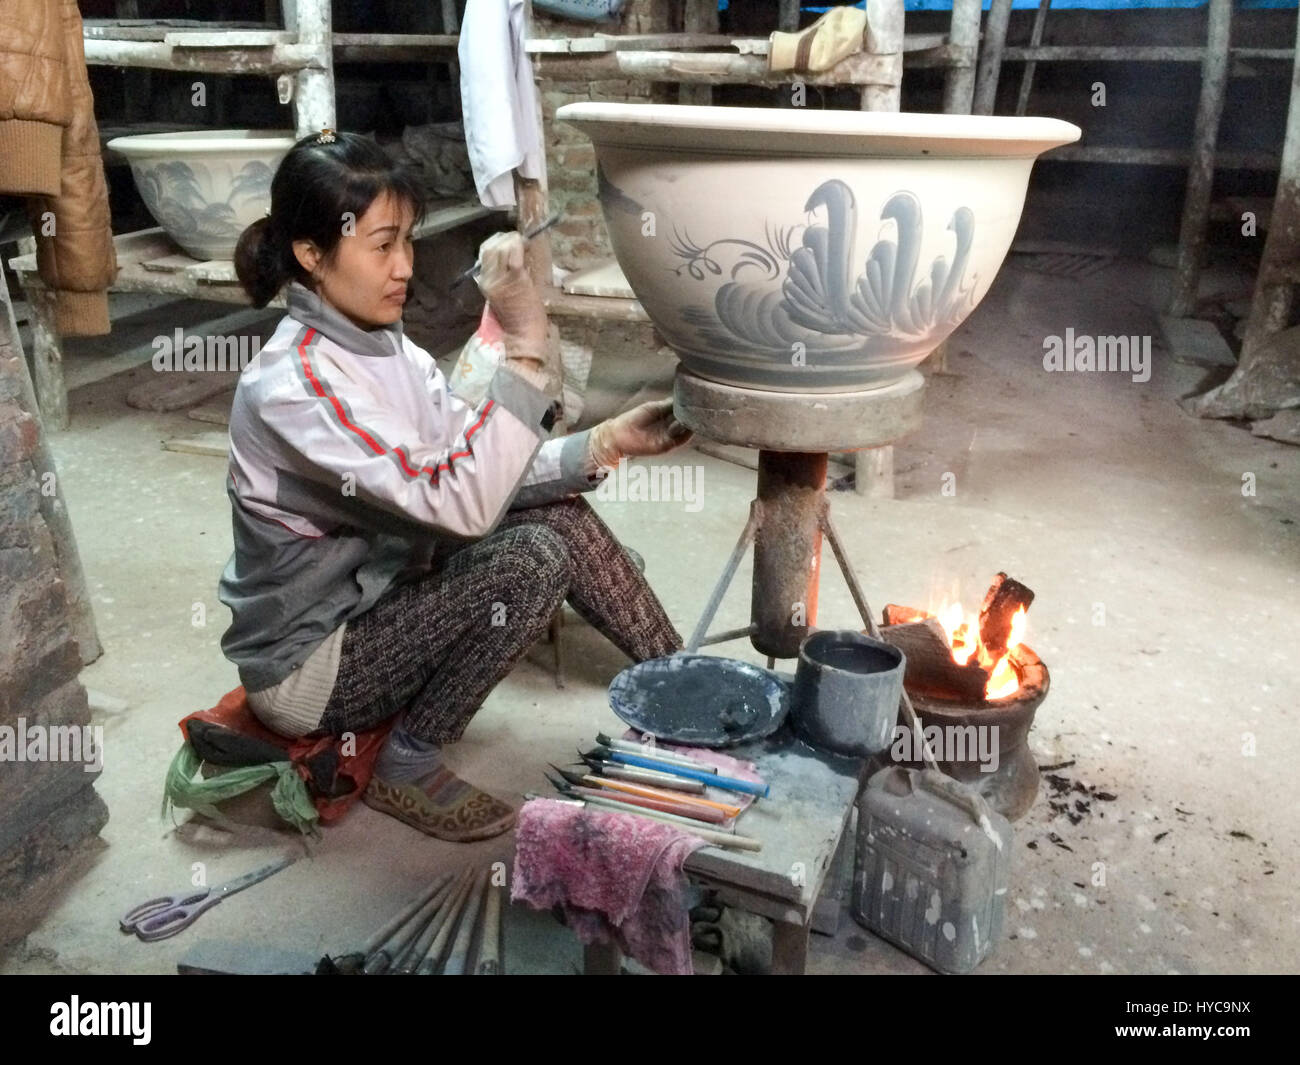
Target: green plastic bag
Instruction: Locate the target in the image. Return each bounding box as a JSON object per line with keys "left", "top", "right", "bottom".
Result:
{"left": 162, "top": 743, "right": 320, "bottom": 836}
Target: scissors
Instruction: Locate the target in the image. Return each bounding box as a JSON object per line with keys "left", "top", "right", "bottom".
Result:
{"left": 119, "top": 855, "right": 295, "bottom": 942}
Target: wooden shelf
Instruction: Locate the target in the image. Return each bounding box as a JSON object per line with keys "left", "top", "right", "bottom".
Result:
{"left": 541, "top": 287, "right": 649, "bottom": 323}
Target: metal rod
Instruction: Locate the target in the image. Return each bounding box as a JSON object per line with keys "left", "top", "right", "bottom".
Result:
{"left": 820, "top": 506, "right": 940, "bottom": 773}
{"left": 686, "top": 501, "right": 760, "bottom": 652}
{"left": 695, "top": 624, "right": 756, "bottom": 648}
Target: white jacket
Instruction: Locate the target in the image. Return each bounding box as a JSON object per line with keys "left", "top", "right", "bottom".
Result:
{"left": 218, "top": 281, "right": 598, "bottom": 692}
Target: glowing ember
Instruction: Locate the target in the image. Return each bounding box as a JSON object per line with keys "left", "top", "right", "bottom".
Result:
{"left": 931, "top": 603, "right": 1027, "bottom": 700}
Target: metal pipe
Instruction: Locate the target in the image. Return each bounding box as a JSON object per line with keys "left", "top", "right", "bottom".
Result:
{"left": 686, "top": 501, "right": 759, "bottom": 652}
{"left": 751, "top": 451, "right": 826, "bottom": 659}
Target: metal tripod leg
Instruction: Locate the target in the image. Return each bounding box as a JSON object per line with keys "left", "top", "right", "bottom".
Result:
{"left": 685, "top": 501, "right": 761, "bottom": 653}
{"left": 820, "top": 503, "right": 938, "bottom": 769}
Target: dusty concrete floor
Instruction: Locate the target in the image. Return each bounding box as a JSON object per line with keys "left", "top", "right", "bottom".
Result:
{"left": 4, "top": 254, "right": 1298, "bottom": 976}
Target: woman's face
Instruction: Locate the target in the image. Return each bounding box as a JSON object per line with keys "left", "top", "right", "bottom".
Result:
{"left": 294, "top": 191, "right": 415, "bottom": 330}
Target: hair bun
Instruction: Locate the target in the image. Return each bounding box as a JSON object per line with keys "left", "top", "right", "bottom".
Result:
{"left": 234, "top": 215, "right": 286, "bottom": 309}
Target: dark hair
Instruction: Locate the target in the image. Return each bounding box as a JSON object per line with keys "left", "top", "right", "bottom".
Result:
{"left": 234, "top": 131, "right": 425, "bottom": 308}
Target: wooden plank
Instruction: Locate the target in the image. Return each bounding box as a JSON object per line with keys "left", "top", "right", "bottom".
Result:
{"left": 537, "top": 50, "right": 900, "bottom": 88}
{"left": 541, "top": 287, "right": 649, "bottom": 323}
{"left": 184, "top": 260, "right": 239, "bottom": 282}
{"left": 681, "top": 733, "right": 862, "bottom": 910}
{"left": 413, "top": 199, "right": 497, "bottom": 240}
{"left": 562, "top": 260, "right": 635, "bottom": 299}
{"left": 142, "top": 253, "right": 202, "bottom": 274}
{"left": 187, "top": 391, "right": 236, "bottom": 425}
{"left": 163, "top": 30, "right": 293, "bottom": 47}
{"left": 161, "top": 429, "right": 231, "bottom": 458}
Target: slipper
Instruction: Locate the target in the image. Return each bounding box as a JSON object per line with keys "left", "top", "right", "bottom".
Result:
{"left": 768, "top": 6, "right": 869, "bottom": 75}
{"left": 364, "top": 768, "right": 516, "bottom": 842}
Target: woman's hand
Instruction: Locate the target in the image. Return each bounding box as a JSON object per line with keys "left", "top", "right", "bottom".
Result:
{"left": 589, "top": 398, "right": 693, "bottom": 469}
{"left": 475, "top": 232, "right": 553, "bottom": 371}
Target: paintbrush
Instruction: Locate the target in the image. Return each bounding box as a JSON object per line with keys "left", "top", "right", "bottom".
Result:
{"left": 560, "top": 765, "right": 743, "bottom": 817}
{"left": 588, "top": 746, "right": 770, "bottom": 798}
{"left": 451, "top": 212, "right": 563, "bottom": 289}
{"left": 595, "top": 732, "right": 719, "bottom": 772}
{"left": 548, "top": 771, "right": 729, "bottom": 825}
{"left": 527, "top": 791, "right": 762, "bottom": 853}
{"left": 578, "top": 752, "right": 708, "bottom": 793}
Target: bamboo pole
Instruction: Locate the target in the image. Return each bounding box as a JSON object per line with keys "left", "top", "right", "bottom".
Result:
{"left": 973, "top": 0, "right": 1015, "bottom": 116}
{"left": 943, "top": 0, "right": 981, "bottom": 115}
{"left": 443, "top": 867, "right": 490, "bottom": 975}
{"left": 1169, "top": 0, "right": 1234, "bottom": 318}
{"left": 1015, "top": 0, "right": 1053, "bottom": 117}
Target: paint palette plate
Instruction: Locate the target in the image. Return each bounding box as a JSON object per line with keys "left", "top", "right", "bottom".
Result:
{"left": 607, "top": 653, "right": 790, "bottom": 747}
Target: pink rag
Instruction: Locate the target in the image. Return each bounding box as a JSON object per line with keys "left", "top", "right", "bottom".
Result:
{"left": 511, "top": 797, "right": 706, "bottom": 975}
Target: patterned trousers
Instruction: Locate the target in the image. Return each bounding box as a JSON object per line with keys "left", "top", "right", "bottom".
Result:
{"left": 318, "top": 496, "right": 683, "bottom": 744}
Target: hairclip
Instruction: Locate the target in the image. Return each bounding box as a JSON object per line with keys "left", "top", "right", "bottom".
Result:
{"left": 316, "top": 127, "right": 336, "bottom": 144}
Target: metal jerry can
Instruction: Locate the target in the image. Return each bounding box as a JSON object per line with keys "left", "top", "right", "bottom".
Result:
{"left": 852, "top": 766, "right": 1014, "bottom": 974}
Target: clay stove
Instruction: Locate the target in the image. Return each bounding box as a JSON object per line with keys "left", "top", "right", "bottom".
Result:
{"left": 874, "top": 576, "right": 1050, "bottom": 820}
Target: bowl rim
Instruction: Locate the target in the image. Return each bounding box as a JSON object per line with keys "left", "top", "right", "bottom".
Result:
{"left": 105, "top": 129, "right": 297, "bottom": 155}
{"left": 557, "top": 102, "right": 1081, "bottom": 158}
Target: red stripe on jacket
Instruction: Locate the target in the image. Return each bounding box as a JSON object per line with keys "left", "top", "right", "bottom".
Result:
{"left": 295, "top": 326, "right": 495, "bottom": 484}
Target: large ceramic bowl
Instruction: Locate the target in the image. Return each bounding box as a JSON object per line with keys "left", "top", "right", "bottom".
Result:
{"left": 558, "top": 104, "right": 1080, "bottom": 393}
{"left": 106, "top": 130, "right": 296, "bottom": 261}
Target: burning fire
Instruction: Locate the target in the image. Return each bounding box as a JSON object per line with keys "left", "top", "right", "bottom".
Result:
{"left": 935, "top": 602, "right": 1027, "bottom": 700}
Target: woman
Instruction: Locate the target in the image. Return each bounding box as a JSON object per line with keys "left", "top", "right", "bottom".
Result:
{"left": 218, "top": 130, "right": 691, "bottom": 842}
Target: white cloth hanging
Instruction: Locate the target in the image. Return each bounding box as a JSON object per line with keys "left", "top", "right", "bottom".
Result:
{"left": 458, "top": 0, "right": 545, "bottom": 208}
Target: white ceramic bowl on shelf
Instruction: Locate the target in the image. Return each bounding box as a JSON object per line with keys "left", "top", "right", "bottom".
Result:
{"left": 106, "top": 130, "right": 296, "bottom": 261}
{"left": 557, "top": 104, "right": 1080, "bottom": 393}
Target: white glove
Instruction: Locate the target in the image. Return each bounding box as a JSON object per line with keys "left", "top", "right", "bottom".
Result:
{"left": 474, "top": 232, "right": 556, "bottom": 378}
{"left": 589, "top": 398, "right": 693, "bottom": 469}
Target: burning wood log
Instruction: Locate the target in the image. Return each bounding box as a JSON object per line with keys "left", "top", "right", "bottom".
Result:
{"left": 882, "top": 603, "right": 928, "bottom": 626}
{"left": 878, "top": 615, "right": 991, "bottom": 703}
{"left": 978, "top": 573, "right": 1035, "bottom": 661}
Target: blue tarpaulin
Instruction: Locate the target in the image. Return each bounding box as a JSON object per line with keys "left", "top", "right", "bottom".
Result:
{"left": 794, "top": 1, "right": 1296, "bottom": 12}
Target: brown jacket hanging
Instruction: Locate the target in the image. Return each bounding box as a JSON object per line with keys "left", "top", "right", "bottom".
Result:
{"left": 0, "top": 0, "right": 116, "bottom": 336}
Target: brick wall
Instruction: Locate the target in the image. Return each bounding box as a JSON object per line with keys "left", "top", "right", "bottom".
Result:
{"left": 0, "top": 310, "right": 108, "bottom": 950}
{"left": 534, "top": 0, "right": 674, "bottom": 272}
